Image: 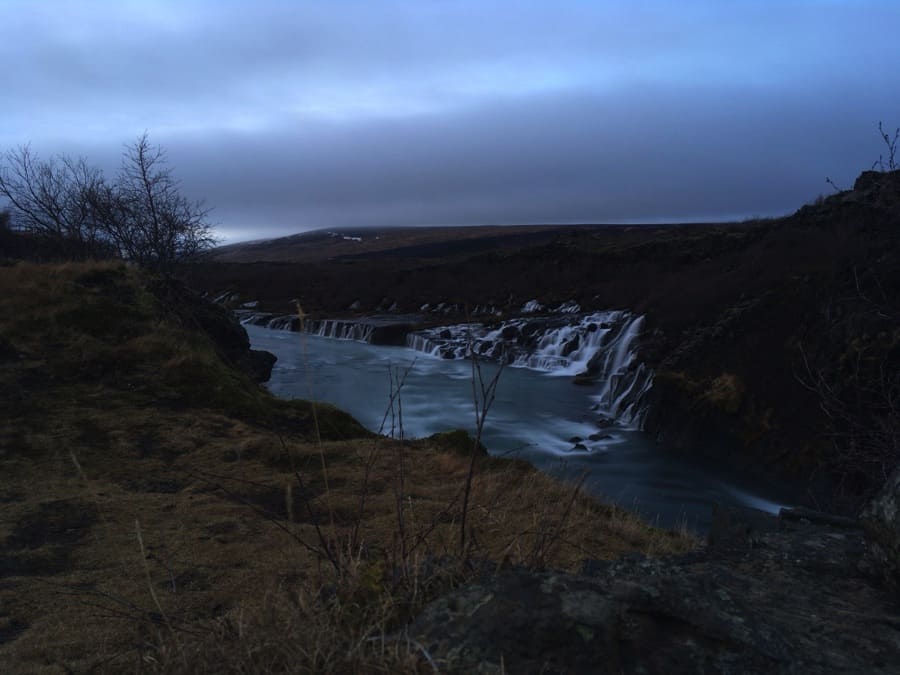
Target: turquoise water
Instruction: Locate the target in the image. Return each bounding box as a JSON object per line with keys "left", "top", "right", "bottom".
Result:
{"left": 247, "top": 324, "right": 788, "bottom": 531}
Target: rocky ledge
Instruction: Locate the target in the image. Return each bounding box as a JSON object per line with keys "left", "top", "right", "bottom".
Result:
{"left": 150, "top": 279, "right": 277, "bottom": 382}
{"left": 407, "top": 487, "right": 900, "bottom": 674}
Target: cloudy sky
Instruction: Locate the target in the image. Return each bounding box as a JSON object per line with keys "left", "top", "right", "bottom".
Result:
{"left": 2, "top": 1, "right": 899, "bottom": 242}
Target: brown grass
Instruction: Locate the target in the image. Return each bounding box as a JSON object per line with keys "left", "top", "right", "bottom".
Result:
{"left": 0, "top": 262, "right": 697, "bottom": 673}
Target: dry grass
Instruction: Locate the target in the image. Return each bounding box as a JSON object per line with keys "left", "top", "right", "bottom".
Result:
{"left": 0, "top": 262, "right": 698, "bottom": 673}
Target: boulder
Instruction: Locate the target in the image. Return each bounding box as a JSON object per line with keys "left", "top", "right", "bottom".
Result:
{"left": 561, "top": 335, "right": 580, "bottom": 358}
{"left": 860, "top": 468, "right": 900, "bottom": 593}
{"left": 408, "top": 515, "right": 899, "bottom": 674}
{"left": 237, "top": 349, "right": 277, "bottom": 383}
{"left": 500, "top": 325, "right": 519, "bottom": 340}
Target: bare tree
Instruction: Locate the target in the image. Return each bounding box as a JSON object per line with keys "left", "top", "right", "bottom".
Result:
{"left": 0, "top": 134, "right": 216, "bottom": 269}
{"left": 0, "top": 146, "right": 111, "bottom": 257}
{"left": 106, "top": 133, "right": 216, "bottom": 272}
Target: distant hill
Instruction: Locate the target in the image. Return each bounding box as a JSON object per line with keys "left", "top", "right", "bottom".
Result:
{"left": 210, "top": 223, "right": 679, "bottom": 263}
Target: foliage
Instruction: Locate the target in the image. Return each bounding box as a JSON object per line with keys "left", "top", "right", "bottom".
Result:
{"left": 0, "top": 146, "right": 114, "bottom": 258}
{"left": 0, "top": 134, "right": 216, "bottom": 271}
{"left": 93, "top": 134, "right": 217, "bottom": 272}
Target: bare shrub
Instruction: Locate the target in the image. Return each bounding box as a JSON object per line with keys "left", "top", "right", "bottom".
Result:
{"left": 0, "top": 146, "right": 113, "bottom": 258}
{"left": 0, "top": 134, "right": 215, "bottom": 270}
{"left": 797, "top": 267, "right": 900, "bottom": 502}
{"left": 99, "top": 134, "right": 216, "bottom": 272}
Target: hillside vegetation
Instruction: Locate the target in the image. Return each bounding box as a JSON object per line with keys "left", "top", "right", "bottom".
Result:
{"left": 0, "top": 262, "right": 693, "bottom": 672}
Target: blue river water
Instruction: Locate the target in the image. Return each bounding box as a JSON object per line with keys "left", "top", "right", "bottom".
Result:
{"left": 247, "top": 324, "right": 789, "bottom": 532}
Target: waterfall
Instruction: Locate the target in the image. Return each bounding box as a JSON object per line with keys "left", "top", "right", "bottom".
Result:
{"left": 239, "top": 305, "right": 655, "bottom": 428}
{"left": 588, "top": 316, "right": 654, "bottom": 428}
{"left": 303, "top": 319, "right": 375, "bottom": 342}
{"left": 405, "top": 311, "right": 654, "bottom": 429}
{"left": 237, "top": 312, "right": 375, "bottom": 343}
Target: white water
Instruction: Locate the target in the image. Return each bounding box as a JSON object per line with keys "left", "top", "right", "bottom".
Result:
{"left": 304, "top": 319, "right": 375, "bottom": 342}
{"left": 247, "top": 324, "right": 790, "bottom": 532}
{"left": 404, "top": 311, "right": 654, "bottom": 428}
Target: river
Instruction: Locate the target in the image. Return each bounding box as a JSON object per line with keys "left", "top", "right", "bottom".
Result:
{"left": 247, "top": 324, "right": 788, "bottom": 532}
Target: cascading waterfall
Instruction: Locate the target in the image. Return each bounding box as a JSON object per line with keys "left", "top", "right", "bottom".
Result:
{"left": 405, "top": 311, "right": 654, "bottom": 429}
{"left": 236, "top": 306, "right": 655, "bottom": 428}
{"left": 237, "top": 312, "right": 375, "bottom": 343}
{"left": 303, "top": 319, "right": 375, "bottom": 342}
{"left": 588, "top": 316, "right": 654, "bottom": 428}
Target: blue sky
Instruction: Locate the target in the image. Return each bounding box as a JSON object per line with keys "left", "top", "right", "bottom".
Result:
{"left": 2, "top": 1, "right": 899, "bottom": 242}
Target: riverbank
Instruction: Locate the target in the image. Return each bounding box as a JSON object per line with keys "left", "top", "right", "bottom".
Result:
{"left": 247, "top": 323, "right": 791, "bottom": 531}
{"left": 0, "top": 262, "right": 694, "bottom": 672}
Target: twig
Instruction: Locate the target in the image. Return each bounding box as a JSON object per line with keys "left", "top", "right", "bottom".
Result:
{"left": 459, "top": 347, "right": 504, "bottom": 558}
{"left": 135, "top": 520, "right": 174, "bottom": 636}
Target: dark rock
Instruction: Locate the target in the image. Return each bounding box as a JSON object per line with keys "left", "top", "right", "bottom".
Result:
{"left": 588, "top": 433, "right": 612, "bottom": 442}
{"left": 369, "top": 323, "right": 415, "bottom": 346}
{"left": 408, "top": 516, "right": 900, "bottom": 674}
{"left": 569, "top": 436, "right": 583, "bottom": 444}
{"left": 238, "top": 349, "right": 277, "bottom": 383}
{"left": 501, "top": 325, "right": 519, "bottom": 340}
{"left": 850, "top": 169, "right": 900, "bottom": 212}
{"left": 521, "top": 321, "right": 542, "bottom": 337}
{"left": 572, "top": 443, "right": 588, "bottom": 451}
{"left": 708, "top": 503, "right": 779, "bottom": 550}
{"left": 779, "top": 506, "right": 858, "bottom": 528}
{"left": 561, "top": 335, "right": 580, "bottom": 357}
{"left": 861, "top": 468, "right": 900, "bottom": 594}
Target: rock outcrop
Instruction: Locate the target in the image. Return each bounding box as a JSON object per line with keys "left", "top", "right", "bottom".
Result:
{"left": 861, "top": 468, "right": 900, "bottom": 595}
{"left": 407, "top": 507, "right": 900, "bottom": 674}
{"left": 149, "top": 279, "right": 277, "bottom": 382}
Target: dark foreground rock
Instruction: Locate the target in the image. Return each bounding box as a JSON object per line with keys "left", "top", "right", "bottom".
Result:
{"left": 861, "top": 468, "right": 900, "bottom": 595}
{"left": 407, "top": 509, "right": 900, "bottom": 674}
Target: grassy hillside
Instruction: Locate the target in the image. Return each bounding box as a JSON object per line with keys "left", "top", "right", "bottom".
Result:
{"left": 0, "top": 262, "right": 693, "bottom": 673}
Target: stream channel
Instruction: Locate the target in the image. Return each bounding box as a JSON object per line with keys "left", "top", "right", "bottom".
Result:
{"left": 247, "top": 324, "right": 789, "bottom": 532}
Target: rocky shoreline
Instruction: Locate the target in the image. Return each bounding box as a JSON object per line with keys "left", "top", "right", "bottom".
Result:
{"left": 406, "top": 482, "right": 900, "bottom": 673}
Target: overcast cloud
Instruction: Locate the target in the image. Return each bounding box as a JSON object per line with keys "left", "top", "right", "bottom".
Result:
{"left": 2, "top": 1, "right": 899, "bottom": 242}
